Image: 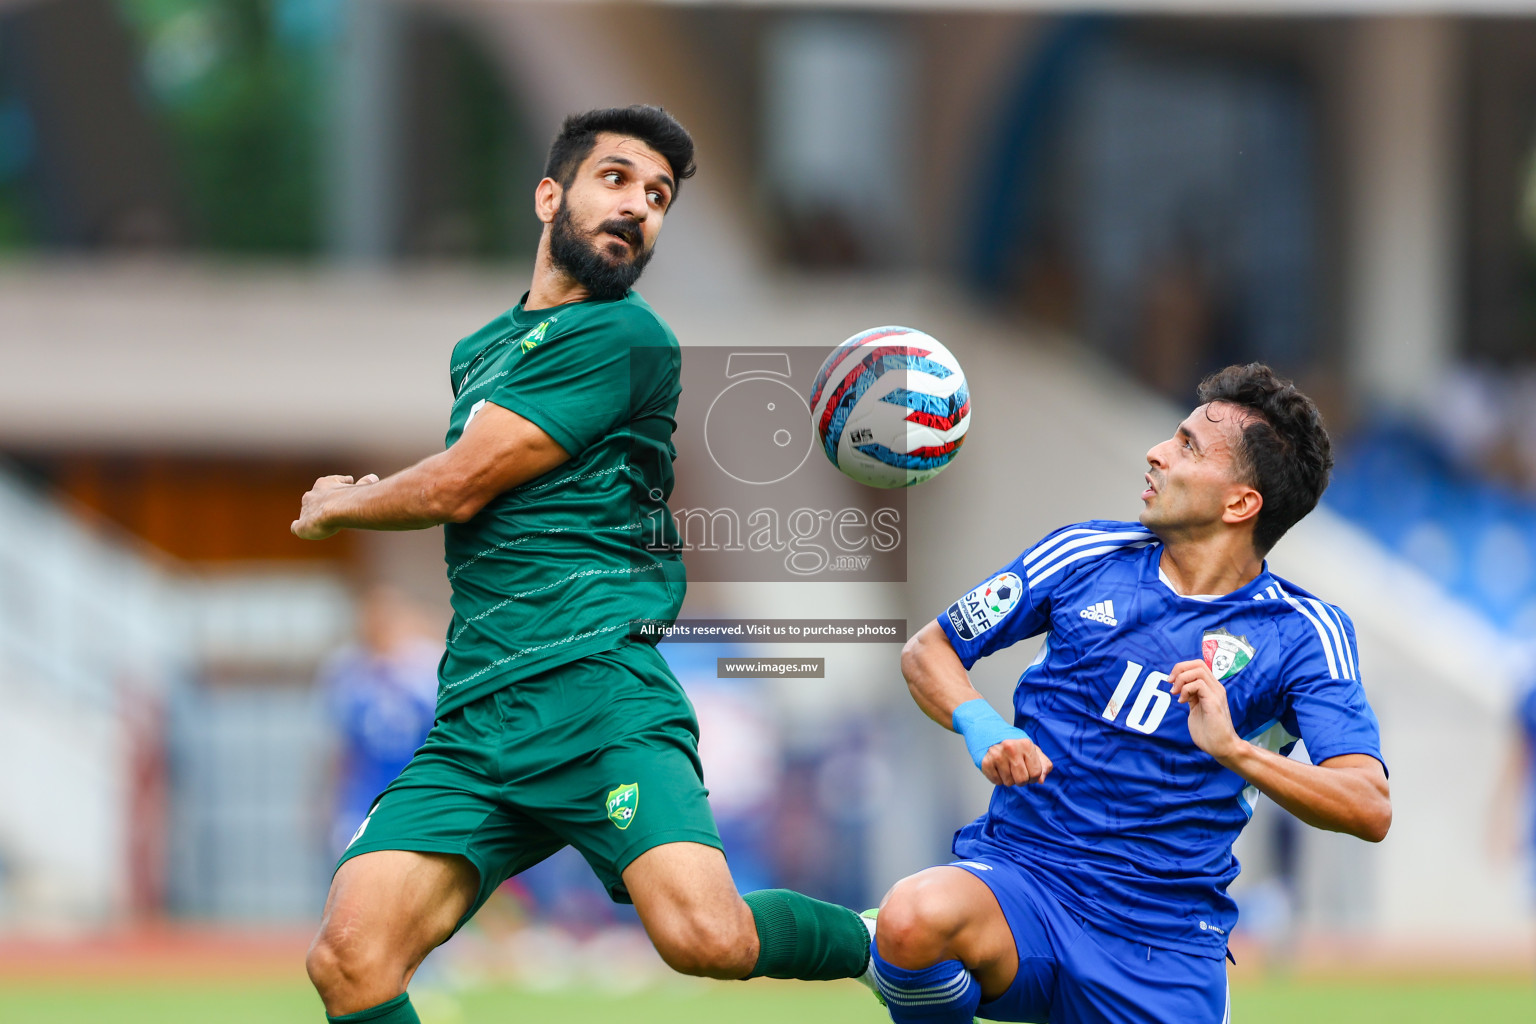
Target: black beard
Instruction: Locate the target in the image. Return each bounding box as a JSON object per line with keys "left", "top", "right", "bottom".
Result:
{"left": 548, "top": 203, "right": 654, "bottom": 301}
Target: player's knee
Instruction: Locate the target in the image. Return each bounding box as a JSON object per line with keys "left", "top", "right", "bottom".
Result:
{"left": 876, "top": 876, "right": 964, "bottom": 966}
{"left": 306, "top": 927, "right": 396, "bottom": 1006}
{"left": 305, "top": 934, "right": 347, "bottom": 999}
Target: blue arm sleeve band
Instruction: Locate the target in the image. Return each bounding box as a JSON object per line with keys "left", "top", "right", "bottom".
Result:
{"left": 951, "top": 698, "right": 1030, "bottom": 770}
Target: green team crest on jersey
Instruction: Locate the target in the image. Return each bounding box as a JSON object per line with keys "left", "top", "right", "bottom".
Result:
{"left": 519, "top": 320, "right": 552, "bottom": 352}
{"left": 606, "top": 783, "right": 639, "bottom": 830}
{"left": 1202, "top": 628, "right": 1255, "bottom": 681}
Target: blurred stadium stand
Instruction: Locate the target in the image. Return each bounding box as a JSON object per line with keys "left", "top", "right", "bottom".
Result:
{"left": 1329, "top": 423, "right": 1536, "bottom": 636}
{"left": 0, "top": 468, "right": 180, "bottom": 925}
{"left": 0, "top": 461, "right": 351, "bottom": 925}
{"left": 0, "top": 0, "right": 1533, "bottom": 974}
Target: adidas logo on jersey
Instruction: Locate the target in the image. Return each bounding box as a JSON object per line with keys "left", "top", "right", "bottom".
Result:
{"left": 1079, "top": 600, "right": 1117, "bottom": 626}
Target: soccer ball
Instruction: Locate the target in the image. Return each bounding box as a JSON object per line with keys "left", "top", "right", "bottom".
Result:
{"left": 807, "top": 326, "right": 970, "bottom": 489}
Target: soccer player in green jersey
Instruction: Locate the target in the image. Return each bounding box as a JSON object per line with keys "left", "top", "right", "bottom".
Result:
{"left": 291, "top": 106, "right": 872, "bottom": 1024}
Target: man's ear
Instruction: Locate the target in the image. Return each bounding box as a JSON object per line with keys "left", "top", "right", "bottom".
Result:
{"left": 535, "top": 177, "right": 561, "bottom": 225}
{"left": 1222, "top": 485, "right": 1263, "bottom": 528}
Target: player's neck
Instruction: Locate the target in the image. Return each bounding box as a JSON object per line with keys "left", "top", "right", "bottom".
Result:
{"left": 525, "top": 244, "right": 593, "bottom": 311}
{"left": 1157, "top": 541, "right": 1262, "bottom": 598}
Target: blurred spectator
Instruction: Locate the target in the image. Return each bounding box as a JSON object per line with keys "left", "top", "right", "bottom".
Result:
{"left": 1490, "top": 684, "right": 1536, "bottom": 885}
{"left": 1327, "top": 417, "right": 1536, "bottom": 635}
{"left": 320, "top": 585, "right": 442, "bottom": 856}
{"left": 1421, "top": 364, "right": 1536, "bottom": 494}
{"left": 1134, "top": 232, "right": 1223, "bottom": 400}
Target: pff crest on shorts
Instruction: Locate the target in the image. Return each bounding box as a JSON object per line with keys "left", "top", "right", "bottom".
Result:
{"left": 606, "top": 782, "right": 639, "bottom": 830}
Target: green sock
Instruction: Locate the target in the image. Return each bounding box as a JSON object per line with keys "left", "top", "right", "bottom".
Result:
{"left": 742, "top": 889, "right": 872, "bottom": 980}
{"left": 327, "top": 993, "right": 420, "bottom": 1024}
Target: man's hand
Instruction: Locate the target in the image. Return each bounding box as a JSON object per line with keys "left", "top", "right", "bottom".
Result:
{"left": 1171, "top": 662, "right": 1391, "bottom": 842}
{"left": 981, "top": 737, "right": 1053, "bottom": 787}
{"left": 292, "top": 473, "right": 379, "bottom": 540}
{"left": 1169, "top": 658, "right": 1243, "bottom": 763}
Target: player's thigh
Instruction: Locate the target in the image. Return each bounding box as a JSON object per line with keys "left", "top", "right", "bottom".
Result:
{"left": 622, "top": 840, "right": 743, "bottom": 924}
{"left": 522, "top": 645, "right": 724, "bottom": 905}
{"left": 917, "top": 858, "right": 1085, "bottom": 1018}
{"left": 333, "top": 694, "right": 569, "bottom": 939}
{"left": 1054, "top": 924, "right": 1228, "bottom": 1024}
{"left": 313, "top": 849, "right": 479, "bottom": 974}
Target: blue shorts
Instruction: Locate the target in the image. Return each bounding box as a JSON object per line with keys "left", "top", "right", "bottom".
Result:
{"left": 950, "top": 857, "right": 1229, "bottom": 1024}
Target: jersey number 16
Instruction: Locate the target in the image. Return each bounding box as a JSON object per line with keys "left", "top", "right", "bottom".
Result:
{"left": 1101, "top": 660, "right": 1172, "bottom": 734}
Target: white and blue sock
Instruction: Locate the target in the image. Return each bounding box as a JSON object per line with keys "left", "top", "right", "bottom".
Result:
{"left": 871, "top": 943, "right": 982, "bottom": 1023}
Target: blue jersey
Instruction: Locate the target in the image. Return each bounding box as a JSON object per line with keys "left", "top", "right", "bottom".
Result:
{"left": 939, "top": 520, "right": 1384, "bottom": 958}
{"left": 1521, "top": 685, "right": 1536, "bottom": 754}
{"left": 1520, "top": 685, "right": 1536, "bottom": 845}
{"left": 322, "top": 640, "right": 441, "bottom": 841}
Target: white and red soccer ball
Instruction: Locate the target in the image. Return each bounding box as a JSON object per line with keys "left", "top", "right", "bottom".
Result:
{"left": 808, "top": 326, "right": 971, "bottom": 489}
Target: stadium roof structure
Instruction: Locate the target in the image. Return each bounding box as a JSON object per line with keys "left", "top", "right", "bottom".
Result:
{"left": 525, "top": 0, "right": 1536, "bottom": 14}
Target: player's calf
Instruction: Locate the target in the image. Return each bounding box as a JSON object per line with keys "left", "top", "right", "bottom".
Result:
{"left": 871, "top": 950, "right": 983, "bottom": 1024}
{"left": 624, "top": 843, "right": 872, "bottom": 982}
{"left": 641, "top": 898, "right": 759, "bottom": 978}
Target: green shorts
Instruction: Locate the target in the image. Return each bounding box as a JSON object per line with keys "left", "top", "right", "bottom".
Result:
{"left": 336, "top": 641, "right": 721, "bottom": 921}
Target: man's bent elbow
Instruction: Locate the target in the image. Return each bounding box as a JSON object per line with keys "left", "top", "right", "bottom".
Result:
{"left": 1339, "top": 796, "right": 1391, "bottom": 843}
{"left": 423, "top": 476, "right": 487, "bottom": 524}
{"left": 1359, "top": 800, "right": 1392, "bottom": 843}
{"left": 900, "top": 630, "right": 932, "bottom": 692}
{"left": 444, "top": 494, "right": 489, "bottom": 524}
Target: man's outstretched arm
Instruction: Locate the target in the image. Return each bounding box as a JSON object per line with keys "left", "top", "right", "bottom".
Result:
{"left": 1169, "top": 659, "right": 1392, "bottom": 842}
{"left": 902, "top": 620, "right": 1053, "bottom": 787}
{"left": 292, "top": 403, "right": 570, "bottom": 539}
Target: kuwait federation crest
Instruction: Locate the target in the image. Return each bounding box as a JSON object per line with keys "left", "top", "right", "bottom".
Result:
{"left": 1202, "top": 628, "right": 1255, "bottom": 681}
{"left": 606, "top": 783, "right": 639, "bottom": 830}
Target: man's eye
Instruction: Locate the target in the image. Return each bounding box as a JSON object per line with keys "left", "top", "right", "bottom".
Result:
{"left": 604, "top": 171, "right": 621, "bottom": 184}
{"left": 648, "top": 191, "right": 665, "bottom": 206}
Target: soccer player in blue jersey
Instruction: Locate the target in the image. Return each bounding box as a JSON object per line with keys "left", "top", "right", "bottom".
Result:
{"left": 1490, "top": 682, "right": 1536, "bottom": 886}
{"left": 867, "top": 364, "right": 1391, "bottom": 1023}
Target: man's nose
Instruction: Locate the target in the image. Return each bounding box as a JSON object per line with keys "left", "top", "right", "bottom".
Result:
{"left": 617, "top": 186, "right": 649, "bottom": 222}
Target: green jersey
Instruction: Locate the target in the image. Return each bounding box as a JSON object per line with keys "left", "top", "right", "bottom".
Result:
{"left": 436, "top": 290, "right": 685, "bottom": 714}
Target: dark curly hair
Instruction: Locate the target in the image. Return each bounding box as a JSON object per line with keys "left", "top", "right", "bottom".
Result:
{"left": 544, "top": 105, "right": 696, "bottom": 199}
{"left": 1196, "top": 363, "right": 1333, "bottom": 556}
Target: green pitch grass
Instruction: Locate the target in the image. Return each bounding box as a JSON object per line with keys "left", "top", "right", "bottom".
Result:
{"left": 0, "top": 976, "right": 1532, "bottom": 1023}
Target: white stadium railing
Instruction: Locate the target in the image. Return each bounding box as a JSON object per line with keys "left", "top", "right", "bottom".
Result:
{"left": 0, "top": 465, "right": 354, "bottom": 926}
{"left": 0, "top": 468, "right": 185, "bottom": 709}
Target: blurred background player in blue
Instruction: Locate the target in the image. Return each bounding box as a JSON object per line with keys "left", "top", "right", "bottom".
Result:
{"left": 321, "top": 585, "right": 443, "bottom": 857}
{"left": 1490, "top": 682, "right": 1536, "bottom": 899}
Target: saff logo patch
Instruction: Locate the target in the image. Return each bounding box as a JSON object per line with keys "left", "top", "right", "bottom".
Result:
{"left": 606, "top": 783, "right": 639, "bottom": 830}
{"left": 946, "top": 571, "right": 1023, "bottom": 641}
